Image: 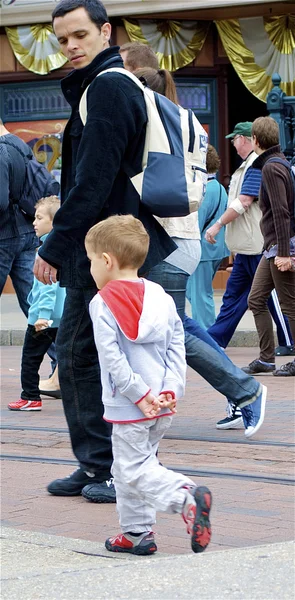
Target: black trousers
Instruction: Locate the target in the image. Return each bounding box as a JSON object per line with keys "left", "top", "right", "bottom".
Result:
{"left": 56, "top": 288, "right": 113, "bottom": 478}
{"left": 21, "top": 324, "right": 58, "bottom": 400}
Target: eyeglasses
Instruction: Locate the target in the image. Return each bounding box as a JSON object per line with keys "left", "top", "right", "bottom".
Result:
{"left": 231, "top": 135, "right": 242, "bottom": 144}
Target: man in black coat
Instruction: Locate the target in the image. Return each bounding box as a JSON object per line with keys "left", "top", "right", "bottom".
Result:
{"left": 34, "top": 0, "right": 175, "bottom": 501}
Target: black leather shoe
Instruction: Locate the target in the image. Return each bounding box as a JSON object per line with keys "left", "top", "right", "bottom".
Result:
{"left": 242, "top": 359, "right": 275, "bottom": 374}
{"left": 82, "top": 479, "right": 116, "bottom": 503}
{"left": 47, "top": 468, "right": 104, "bottom": 496}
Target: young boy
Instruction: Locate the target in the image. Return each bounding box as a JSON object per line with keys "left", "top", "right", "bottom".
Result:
{"left": 8, "top": 196, "right": 66, "bottom": 412}
{"left": 85, "top": 214, "right": 212, "bottom": 556}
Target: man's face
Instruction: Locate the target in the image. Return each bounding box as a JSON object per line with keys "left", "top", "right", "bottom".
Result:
{"left": 53, "top": 7, "right": 111, "bottom": 69}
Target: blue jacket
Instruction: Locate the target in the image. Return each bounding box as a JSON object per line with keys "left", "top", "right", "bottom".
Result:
{"left": 27, "top": 234, "right": 66, "bottom": 328}
{"left": 38, "top": 46, "right": 175, "bottom": 288}
{"left": 198, "top": 178, "right": 230, "bottom": 261}
{"left": 0, "top": 134, "right": 37, "bottom": 240}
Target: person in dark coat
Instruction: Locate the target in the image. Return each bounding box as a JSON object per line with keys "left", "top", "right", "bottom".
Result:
{"left": 33, "top": 0, "right": 176, "bottom": 502}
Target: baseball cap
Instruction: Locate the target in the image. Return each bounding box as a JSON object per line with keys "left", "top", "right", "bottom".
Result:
{"left": 225, "top": 121, "right": 253, "bottom": 139}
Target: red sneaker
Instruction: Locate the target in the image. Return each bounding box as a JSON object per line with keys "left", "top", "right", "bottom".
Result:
{"left": 8, "top": 399, "right": 42, "bottom": 411}
{"left": 105, "top": 532, "right": 157, "bottom": 555}
{"left": 182, "top": 486, "right": 212, "bottom": 553}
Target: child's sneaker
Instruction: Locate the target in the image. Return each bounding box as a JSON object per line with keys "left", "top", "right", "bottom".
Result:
{"left": 105, "top": 532, "right": 157, "bottom": 555}
{"left": 8, "top": 399, "right": 42, "bottom": 411}
{"left": 182, "top": 486, "right": 212, "bottom": 553}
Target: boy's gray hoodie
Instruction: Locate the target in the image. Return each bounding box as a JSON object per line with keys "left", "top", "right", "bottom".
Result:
{"left": 89, "top": 278, "right": 186, "bottom": 423}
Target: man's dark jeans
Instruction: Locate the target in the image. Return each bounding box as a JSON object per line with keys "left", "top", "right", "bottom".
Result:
{"left": 0, "top": 232, "right": 37, "bottom": 316}
{"left": 21, "top": 324, "right": 58, "bottom": 400}
{"left": 56, "top": 287, "right": 113, "bottom": 479}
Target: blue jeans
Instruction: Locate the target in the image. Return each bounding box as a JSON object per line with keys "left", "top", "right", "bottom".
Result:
{"left": 147, "top": 261, "right": 259, "bottom": 405}
{"left": 0, "top": 232, "right": 57, "bottom": 372}
{"left": 0, "top": 232, "right": 38, "bottom": 316}
{"left": 56, "top": 287, "right": 113, "bottom": 476}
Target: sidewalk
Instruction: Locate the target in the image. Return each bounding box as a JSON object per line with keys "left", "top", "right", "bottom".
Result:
{"left": 0, "top": 292, "right": 262, "bottom": 346}
{"left": 2, "top": 528, "right": 294, "bottom": 600}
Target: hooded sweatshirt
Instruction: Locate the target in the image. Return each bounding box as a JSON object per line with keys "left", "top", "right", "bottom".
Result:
{"left": 27, "top": 234, "right": 66, "bottom": 328}
{"left": 89, "top": 278, "right": 186, "bottom": 423}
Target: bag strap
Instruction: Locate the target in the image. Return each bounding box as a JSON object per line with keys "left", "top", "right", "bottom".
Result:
{"left": 202, "top": 182, "right": 222, "bottom": 233}
{"left": 79, "top": 67, "right": 146, "bottom": 126}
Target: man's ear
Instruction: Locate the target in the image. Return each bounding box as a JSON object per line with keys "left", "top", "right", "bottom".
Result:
{"left": 101, "top": 22, "right": 111, "bottom": 43}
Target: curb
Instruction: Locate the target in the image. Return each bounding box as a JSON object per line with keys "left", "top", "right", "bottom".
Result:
{"left": 0, "top": 329, "right": 260, "bottom": 347}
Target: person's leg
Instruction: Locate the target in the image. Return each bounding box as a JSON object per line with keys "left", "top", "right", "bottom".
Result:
{"left": 268, "top": 289, "right": 294, "bottom": 351}
{"left": 248, "top": 256, "right": 276, "bottom": 364}
{"left": 107, "top": 419, "right": 211, "bottom": 554}
{"left": 21, "top": 326, "right": 57, "bottom": 399}
{"left": 187, "top": 260, "right": 221, "bottom": 329}
{"left": 0, "top": 238, "right": 18, "bottom": 295}
{"left": 148, "top": 261, "right": 260, "bottom": 409}
{"left": 8, "top": 325, "right": 57, "bottom": 411}
{"left": 269, "top": 259, "right": 295, "bottom": 376}
{"left": 184, "top": 315, "right": 231, "bottom": 361}
{"left": 208, "top": 254, "right": 254, "bottom": 348}
{"left": 9, "top": 232, "right": 37, "bottom": 317}
{"left": 48, "top": 287, "right": 115, "bottom": 499}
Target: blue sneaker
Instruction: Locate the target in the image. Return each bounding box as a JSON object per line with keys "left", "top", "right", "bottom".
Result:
{"left": 241, "top": 384, "right": 267, "bottom": 438}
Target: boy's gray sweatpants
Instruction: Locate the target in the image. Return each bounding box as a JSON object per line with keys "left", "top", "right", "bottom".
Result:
{"left": 111, "top": 416, "right": 195, "bottom": 534}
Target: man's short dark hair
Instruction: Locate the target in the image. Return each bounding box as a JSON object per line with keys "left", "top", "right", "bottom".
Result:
{"left": 52, "top": 0, "right": 108, "bottom": 30}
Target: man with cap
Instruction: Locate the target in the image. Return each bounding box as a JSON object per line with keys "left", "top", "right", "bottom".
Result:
{"left": 204, "top": 122, "right": 293, "bottom": 428}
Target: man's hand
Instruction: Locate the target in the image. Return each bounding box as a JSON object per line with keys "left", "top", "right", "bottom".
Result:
{"left": 137, "top": 392, "right": 161, "bottom": 419}
{"left": 157, "top": 392, "right": 177, "bottom": 413}
{"left": 34, "top": 255, "right": 57, "bottom": 284}
{"left": 205, "top": 222, "right": 222, "bottom": 245}
{"left": 34, "top": 318, "right": 49, "bottom": 332}
{"left": 274, "top": 256, "right": 292, "bottom": 272}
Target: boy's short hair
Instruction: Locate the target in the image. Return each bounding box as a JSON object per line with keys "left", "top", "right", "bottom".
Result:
{"left": 120, "top": 41, "right": 159, "bottom": 71}
{"left": 85, "top": 214, "right": 150, "bottom": 270}
{"left": 35, "top": 195, "right": 61, "bottom": 220}
{"left": 252, "top": 117, "right": 279, "bottom": 150}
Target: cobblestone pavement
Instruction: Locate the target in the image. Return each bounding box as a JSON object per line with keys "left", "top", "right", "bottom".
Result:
{"left": 1, "top": 346, "right": 294, "bottom": 555}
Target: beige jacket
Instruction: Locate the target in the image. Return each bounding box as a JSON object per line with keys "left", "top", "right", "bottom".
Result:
{"left": 225, "top": 152, "right": 263, "bottom": 255}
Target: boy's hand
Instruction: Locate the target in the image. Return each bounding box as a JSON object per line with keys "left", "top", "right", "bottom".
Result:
{"left": 34, "top": 319, "right": 49, "bottom": 332}
{"left": 137, "top": 392, "right": 161, "bottom": 419}
{"left": 158, "top": 393, "right": 177, "bottom": 414}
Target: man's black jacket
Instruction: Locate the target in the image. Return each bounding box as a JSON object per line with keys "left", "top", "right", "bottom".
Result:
{"left": 39, "top": 46, "right": 176, "bottom": 287}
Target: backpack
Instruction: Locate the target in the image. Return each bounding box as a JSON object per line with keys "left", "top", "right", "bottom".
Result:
{"left": 265, "top": 157, "right": 295, "bottom": 227}
{"left": 79, "top": 68, "right": 208, "bottom": 218}
{"left": 3, "top": 138, "right": 60, "bottom": 218}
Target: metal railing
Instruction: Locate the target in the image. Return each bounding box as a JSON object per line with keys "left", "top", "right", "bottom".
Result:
{"left": 267, "top": 73, "right": 295, "bottom": 166}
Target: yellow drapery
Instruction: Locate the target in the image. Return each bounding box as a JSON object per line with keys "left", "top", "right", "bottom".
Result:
{"left": 215, "top": 15, "right": 295, "bottom": 102}
{"left": 123, "top": 19, "right": 210, "bottom": 72}
{"left": 6, "top": 25, "right": 68, "bottom": 75}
